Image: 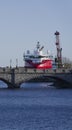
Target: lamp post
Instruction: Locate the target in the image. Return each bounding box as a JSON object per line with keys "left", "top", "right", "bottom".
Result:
{"left": 10, "top": 59, "right": 12, "bottom": 68}
{"left": 16, "top": 58, "right": 18, "bottom": 68}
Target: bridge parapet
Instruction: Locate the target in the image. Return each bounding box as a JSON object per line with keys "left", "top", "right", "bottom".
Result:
{"left": 14, "top": 67, "right": 71, "bottom": 73}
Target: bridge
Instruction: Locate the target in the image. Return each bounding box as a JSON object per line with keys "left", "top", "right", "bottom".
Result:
{"left": 0, "top": 67, "right": 72, "bottom": 88}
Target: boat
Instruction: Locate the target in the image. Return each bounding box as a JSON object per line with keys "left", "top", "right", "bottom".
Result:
{"left": 23, "top": 42, "right": 53, "bottom": 69}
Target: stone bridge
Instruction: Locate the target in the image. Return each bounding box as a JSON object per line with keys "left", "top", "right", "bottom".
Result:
{"left": 0, "top": 67, "right": 72, "bottom": 88}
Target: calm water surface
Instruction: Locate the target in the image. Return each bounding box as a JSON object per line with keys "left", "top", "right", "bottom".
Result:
{"left": 0, "top": 82, "right": 72, "bottom": 130}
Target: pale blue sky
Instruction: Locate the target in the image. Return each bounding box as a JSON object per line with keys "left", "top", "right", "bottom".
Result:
{"left": 0, "top": 0, "right": 72, "bottom": 67}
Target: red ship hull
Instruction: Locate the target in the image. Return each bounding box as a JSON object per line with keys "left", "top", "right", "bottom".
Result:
{"left": 25, "top": 60, "right": 52, "bottom": 69}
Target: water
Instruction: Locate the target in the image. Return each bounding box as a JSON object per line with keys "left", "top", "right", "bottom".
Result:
{"left": 0, "top": 82, "right": 72, "bottom": 130}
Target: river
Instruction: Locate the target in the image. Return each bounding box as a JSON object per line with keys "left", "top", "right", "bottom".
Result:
{"left": 0, "top": 82, "right": 72, "bottom": 130}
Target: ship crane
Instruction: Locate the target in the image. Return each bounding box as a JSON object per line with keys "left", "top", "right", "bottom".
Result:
{"left": 54, "top": 31, "right": 62, "bottom": 68}
{"left": 36, "top": 41, "right": 44, "bottom": 52}
{"left": 39, "top": 46, "right": 44, "bottom": 51}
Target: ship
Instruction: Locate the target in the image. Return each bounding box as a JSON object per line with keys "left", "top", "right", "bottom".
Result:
{"left": 23, "top": 42, "right": 53, "bottom": 69}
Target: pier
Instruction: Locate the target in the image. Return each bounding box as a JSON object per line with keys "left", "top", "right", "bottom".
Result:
{"left": 0, "top": 67, "right": 72, "bottom": 88}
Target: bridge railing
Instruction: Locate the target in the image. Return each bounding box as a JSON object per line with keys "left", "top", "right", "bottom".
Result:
{"left": 0, "top": 67, "right": 71, "bottom": 74}
{"left": 14, "top": 67, "right": 71, "bottom": 74}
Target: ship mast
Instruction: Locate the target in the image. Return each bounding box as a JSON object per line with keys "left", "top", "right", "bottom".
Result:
{"left": 37, "top": 41, "right": 40, "bottom": 50}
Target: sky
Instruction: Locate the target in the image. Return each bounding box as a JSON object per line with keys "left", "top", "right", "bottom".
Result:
{"left": 0, "top": 0, "right": 72, "bottom": 67}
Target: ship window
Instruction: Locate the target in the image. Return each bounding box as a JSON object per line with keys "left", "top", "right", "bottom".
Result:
{"left": 29, "top": 55, "right": 35, "bottom": 58}
{"left": 36, "top": 55, "right": 49, "bottom": 58}
{"left": 25, "top": 55, "right": 49, "bottom": 59}
{"left": 34, "top": 56, "right": 44, "bottom": 58}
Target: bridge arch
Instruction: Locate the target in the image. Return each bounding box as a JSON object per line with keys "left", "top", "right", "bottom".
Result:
{"left": 0, "top": 80, "right": 7, "bottom": 88}
{"left": 42, "top": 75, "right": 71, "bottom": 88}
{"left": 17, "top": 75, "right": 71, "bottom": 88}
{"left": 0, "top": 78, "right": 15, "bottom": 88}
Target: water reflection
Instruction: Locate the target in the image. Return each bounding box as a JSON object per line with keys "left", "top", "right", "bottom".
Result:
{"left": 20, "top": 82, "right": 54, "bottom": 89}
{"left": 0, "top": 80, "right": 54, "bottom": 89}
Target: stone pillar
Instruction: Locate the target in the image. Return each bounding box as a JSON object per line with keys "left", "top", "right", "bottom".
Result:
{"left": 11, "top": 68, "right": 15, "bottom": 85}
